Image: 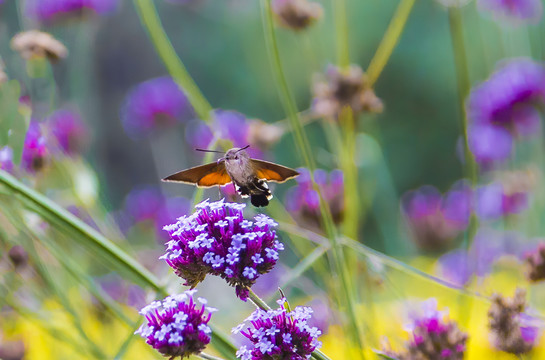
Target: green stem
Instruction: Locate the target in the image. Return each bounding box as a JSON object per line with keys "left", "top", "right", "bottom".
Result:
{"left": 133, "top": 0, "right": 213, "bottom": 122}
{"left": 260, "top": 0, "right": 365, "bottom": 353}
{"left": 247, "top": 289, "right": 332, "bottom": 360}
{"left": 448, "top": 8, "right": 478, "bottom": 261}
{"left": 448, "top": 8, "right": 476, "bottom": 183}
{"left": 333, "top": 0, "right": 350, "bottom": 68}
{"left": 366, "top": 0, "right": 417, "bottom": 86}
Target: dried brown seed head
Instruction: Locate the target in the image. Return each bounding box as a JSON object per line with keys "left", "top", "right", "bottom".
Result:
{"left": 271, "top": 0, "right": 323, "bottom": 31}
{"left": 11, "top": 30, "right": 68, "bottom": 62}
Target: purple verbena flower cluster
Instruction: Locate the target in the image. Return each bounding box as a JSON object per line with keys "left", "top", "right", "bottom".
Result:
{"left": 135, "top": 290, "right": 215, "bottom": 358}
{"left": 22, "top": 121, "right": 48, "bottom": 173}
{"left": 403, "top": 176, "right": 534, "bottom": 252}
{"left": 383, "top": 299, "right": 467, "bottom": 360}
{"left": 25, "top": 0, "right": 120, "bottom": 22}
{"left": 48, "top": 108, "right": 88, "bottom": 156}
{"left": 123, "top": 185, "right": 190, "bottom": 239}
{"left": 121, "top": 77, "right": 191, "bottom": 138}
{"left": 233, "top": 298, "right": 322, "bottom": 360}
{"left": 437, "top": 228, "right": 527, "bottom": 286}
{"left": 488, "top": 288, "right": 542, "bottom": 354}
{"left": 401, "top": 181, "right": 471, "bottom": 252}
{"left": 467, "top": 59, "right": 545, "bottom": 167}
{"left": 161, "top": 199, "right": 283, "bottom": 300}
{"left": 477, "top": 0, "right": 543, "bottom": 25}
{"left": 285, "top": 168, "right": 344, "bottom": 230}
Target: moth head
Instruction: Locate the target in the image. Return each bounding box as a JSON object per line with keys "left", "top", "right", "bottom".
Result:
{"left": 223, "top": 146, "right": 250, "bottom": 164}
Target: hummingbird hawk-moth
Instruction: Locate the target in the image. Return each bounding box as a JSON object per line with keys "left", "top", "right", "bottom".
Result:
{"left": 162, "top": 146, "right": 299, "bottom": 207}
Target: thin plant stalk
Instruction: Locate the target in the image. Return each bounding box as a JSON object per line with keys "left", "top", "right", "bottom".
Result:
{"left": 132, "top": 0, "right": 213, "bottom": 122}
{"left": 366, "top": 0, "right": 417, "bottom": 87}
{"left": 260, "top": 0, "right": 365, "bottom": 352}
{"left": 333, "top": 0, "right": 350, "bottom": 68}
{"left": 448, "top": 7, "right": 477, "bottom": 183}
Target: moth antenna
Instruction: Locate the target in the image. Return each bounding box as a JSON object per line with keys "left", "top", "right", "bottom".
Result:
{"left": 195, "top": 148, "right": 224, "bottom": 154}
{"left": 236, "top": 145, "right": 250, "bottom": 153}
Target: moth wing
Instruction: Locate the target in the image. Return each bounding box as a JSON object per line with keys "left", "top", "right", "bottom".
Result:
{"left": 251, "top": 159, "right": 299, "bottom": 183}
{"left": 162, "top": 162, "right": 232, "bottom": 188}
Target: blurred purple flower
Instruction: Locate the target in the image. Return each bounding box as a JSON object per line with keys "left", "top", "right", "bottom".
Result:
{"left": 475, "top": 182, "right": 528, "bottom": 220}
{"left": 437, "top": 228, "right": 525, "bottom": 285}
{"left": 135, "top": 290, "right": 215, "bottom": 358}
{"left": 468, "top": 124, "right": 513, "bottom": 165}
{"left": 385, "top": 299, "right": 467, "bottom": 359}
{"left": 467, "top": 59, "right": 545, "bottom": 166}
{"left": 402, "top": 182, "right": 471, "bottom": 252}
{"left": 121, "top": 77, "right": 191, "bottom": 138}
{"left": 436, "top": 250, "right": 473, "bottom": 286}
{"left": 161, "top": 199, "right": 283, "bottom": 300}
{"left": 123, "top": 186, "right": 190, "bottom": 240}
{"left": 524, "top": 242, "right": 545, "bottom": 282}
{"left": 489, "top": 288, "right": 542, "bottom": 354}
{"left": 185, "top": 119, "right": 214, "bottom": 150}
{"left": 233, "top": 297, "right": 322, "bottom": 360}
{"left": 48, "top": 108, "right": 88, "bottom": 156}
{"left": 285, "top": 168, "right": 344, "bottom": 231}
{"left": 477, "top": 0, "right": 543, "bottom": 25}
{"left": 124, "top": 186, "right": 165, "bottom": 223}
{"left": 22, "top": 121, "right": 48, "bottom": 173}
{"left": 25, "top": 0, "right": 120, "bottom": 22}
{"left": 0, "top": 146, "right": 14, "bottom": 172}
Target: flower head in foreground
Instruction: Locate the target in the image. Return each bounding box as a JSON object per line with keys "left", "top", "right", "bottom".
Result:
{"left": 285, "top": 168, "right": 344, "bottom": 230}
{"left": 467, "top": 59, "right": 545, "bottom": 166}
{"left": 48, "top": 109, "right": 89, "bottom": 155}
{"left": 271, "top": 0, "right": 323, "bottom": 31}
{"left": 401, "top": 181, "right": 471, "bottom": 252}
{"left": 25, "top": 0, "right": 119, "bottom": 22}
{"left": 22, "top": 122, "right": 48, "bottom": 173}
{"left": 11, "top": 31, "right": 68, "bottom": 62}
{"left": 385, "top": 299, "right": 467, "bottom": 360}
{"left": 312, "top": 64, "right": 383, "bottom": 119}
{"left": 489, "top": 288, "right": 542, "bottom": 354}
{"left": 162, "top": 199, "right": 283, "bottom": 300}
{"left": 233, "top": 298, "right": 322, "bottom": 360}
{"left": 525, "top": 242, "right": 545, "bottom": 282}
{"left": 477, "top": 0, "right": 543, "bottom": 25}
{"left": 135, "top": 290, "right": 215, "bottom": 358}
{"left": 121, "top": 77, "right": 191, "bottom": 138}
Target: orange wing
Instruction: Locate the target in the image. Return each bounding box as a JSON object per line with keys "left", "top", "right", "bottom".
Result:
{"left": 251, "top": 159, "right": 299, "bottom": 183}
{"left": 162, "top": 162, "right": 232, "bottom": 188}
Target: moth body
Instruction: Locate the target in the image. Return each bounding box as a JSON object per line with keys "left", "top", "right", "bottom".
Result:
{"left": 222, "top": 148, "right": 272, "bottom": 207}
